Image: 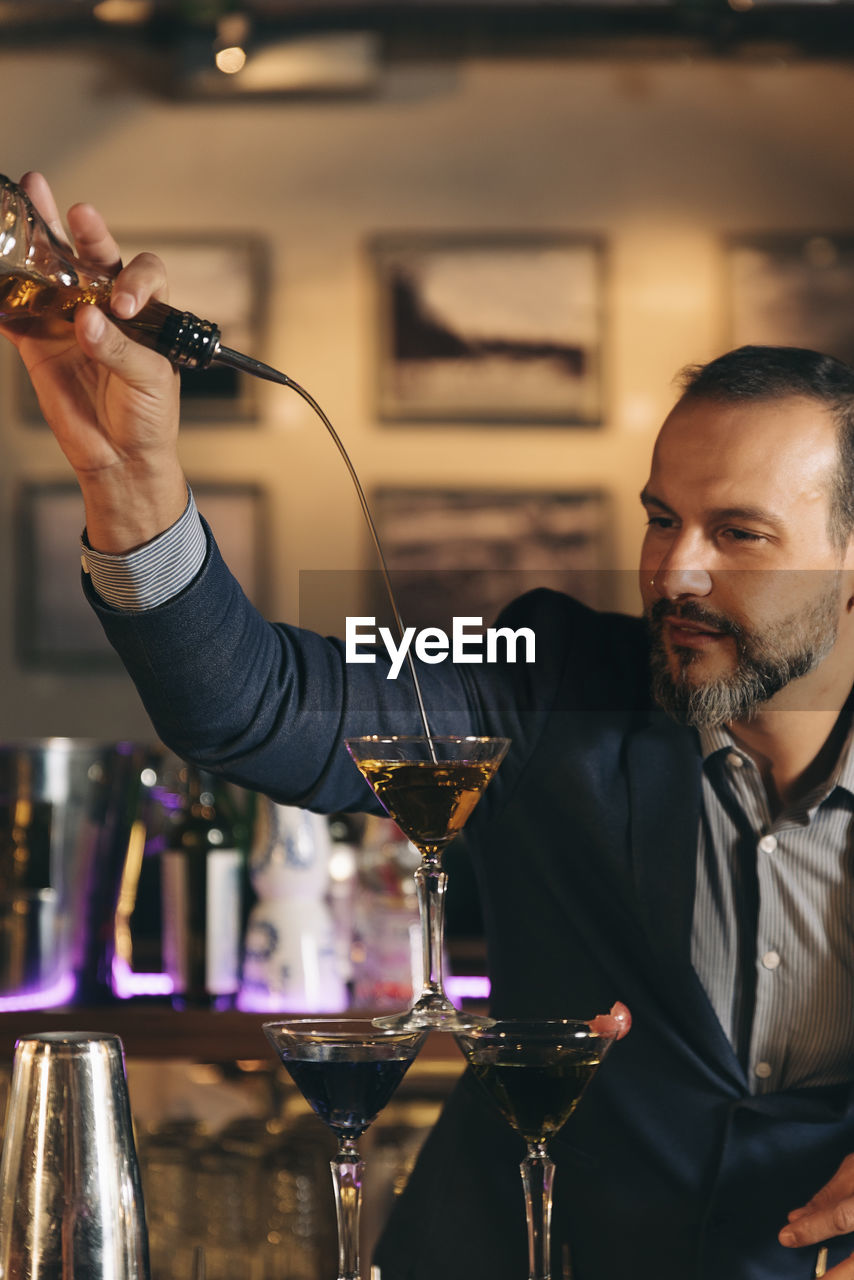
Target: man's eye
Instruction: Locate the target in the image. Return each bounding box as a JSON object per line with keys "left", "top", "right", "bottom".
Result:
{"left": 645, "top": 516, "right": 675, "bottom": 530}
{"left": 723, "top": 528, "right": 764, "bottom": 543}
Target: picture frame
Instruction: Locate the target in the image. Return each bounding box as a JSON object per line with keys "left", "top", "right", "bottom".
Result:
{"left": 191, "top": 483, "right": 268, "bottom": 607}
{"left": 16, "top": 481, "right": 266, "bottom": 670}
{"left": 725, "top": 233, "right": 854, "bottom": 366}
{"left": 371, "top": 233, "right": 605, "bottom": 424}
{"left": 17, "top": 234, "right": 268, "bottom": 425}
{"left": 367, "top": 486, "right": 616, "bottom": 630}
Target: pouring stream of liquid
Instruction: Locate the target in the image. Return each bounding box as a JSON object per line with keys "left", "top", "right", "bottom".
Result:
{"left": 217, "top": 344, "right": 437, "bottom": 754}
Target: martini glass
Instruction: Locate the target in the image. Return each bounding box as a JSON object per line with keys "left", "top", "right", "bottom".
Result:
{"left": 455, "top": 1005, "right": 630, "bottom": 1280}
{"left": 345, "top": 734, "right": 510, "bottom": 1032}
{"left": 263, "top": 1017, "right": 426, "bottom": 1280}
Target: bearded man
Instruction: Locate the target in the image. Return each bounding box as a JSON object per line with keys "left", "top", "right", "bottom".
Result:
{"left": 6, "top": 172, "right": 854, "bottom": 1280}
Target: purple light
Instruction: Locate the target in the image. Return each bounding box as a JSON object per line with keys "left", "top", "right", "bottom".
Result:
{"left": 237, "top": 988, "right": 295, "bottom": 1013}
{"left": 112, "top": 957, "right": 173, "bottom": 1000}
{"left": 0, "top": 972, "right": 76, "bottom": 1012}
{"left": 446, "top": 975, "right": 491, "bottom": 1001}
{"left": 238, "top": 977, "right": 490, "bottom": 1010}
{"left": 236, "top": 986, "right": 348, "bottom": 1014}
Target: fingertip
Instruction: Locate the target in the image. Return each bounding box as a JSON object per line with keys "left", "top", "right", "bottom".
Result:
{"left": 111, "top": 290, "right": 137, "bottom": 319}
{"left": 78, "top": 304, "right": 106, "bottom": 343}
{"left": 18, "top": 172, "right": 64, "bottom": 234}
{"left": 18, "top": 170, "right": 47, "bottom": 191}
{"left": 68, "top": 200, "right": 99, "bottom": 222}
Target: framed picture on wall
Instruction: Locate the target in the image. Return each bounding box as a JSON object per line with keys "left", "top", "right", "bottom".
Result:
{"left": 725, "top": 234, "right": 854, "bottom": 366}
{"left": 191, "top": 482, "right": 268, "bottom": 606}
{"left": 371, "top": 234, "right": 605, "bottom": 424}
{"left": 16, "top": 484, "right": 121, "bottom": 669}
{"left": 17, "top": 234, "right": 268, "bottom": 426}
{"left": 367, "top": 486, "right": 615, "bottom": 630}
{"left": 16, "top": 481, "right": 266, "bottom": 669}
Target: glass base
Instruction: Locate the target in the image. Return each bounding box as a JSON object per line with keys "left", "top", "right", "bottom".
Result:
{"left": 372, "top": 996, "right": 494, "bottom": 1033}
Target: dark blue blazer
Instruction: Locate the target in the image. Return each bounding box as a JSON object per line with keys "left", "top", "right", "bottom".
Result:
{"left": 87, "top": 531, "right": 854, "bottom": 1280}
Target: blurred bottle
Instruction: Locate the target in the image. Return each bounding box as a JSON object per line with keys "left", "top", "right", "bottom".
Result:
{"left": 327, "top": 814, "right": 361, "bottom": 1003}
{"left": 350, "top": 817, "right": 420, "bottom": 1010}
{"left": 161, "top": 766, "right": 243, "bottom": 1010}
{"left": 239, "top": 801, "right": 346, "bottom": 1013}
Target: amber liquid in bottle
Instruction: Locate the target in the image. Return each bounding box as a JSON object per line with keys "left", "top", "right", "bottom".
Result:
{"left": 0, "top": 268, "right": 108, "bottom": 327}
{"left": 0, "top": 267, "right": 222, "bottom": 369}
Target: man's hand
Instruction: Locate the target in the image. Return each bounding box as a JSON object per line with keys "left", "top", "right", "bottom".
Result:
{"left": 779, "top": 1153, "right": 854, "bottom": 1278}
{"left": 0, "top": 172, "right": 187, "bottom": 553}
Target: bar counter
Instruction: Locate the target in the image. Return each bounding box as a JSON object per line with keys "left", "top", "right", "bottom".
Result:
{"left": 0, "top": 1005, "right": 474, "bottom": 1066}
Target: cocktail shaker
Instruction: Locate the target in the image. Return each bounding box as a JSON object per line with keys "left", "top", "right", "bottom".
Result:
{"left": 0, "top": 1032, "right": 150, "bottom": 1280}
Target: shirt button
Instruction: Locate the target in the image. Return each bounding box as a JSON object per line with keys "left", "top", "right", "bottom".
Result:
{"left": 758, "top": 834, "right": 778, "bottom": 854}
{"left": 727, "top": 752, "right": 744, "bottom": 768}
{"left": 762, "top": 951, "right": 781, "bottom": 970}
{"left": 755, "top": 1061, "right": 773, "bottom": 1079}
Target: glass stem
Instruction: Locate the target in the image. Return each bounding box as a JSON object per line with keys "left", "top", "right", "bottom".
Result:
{"left": 521, "top": 1140, "right": 555, "bottom": 1280}
{"left": 330, "top": 1137, "right": 364, "bottom": 1280}
{"left": 415, "top": 855, "right": 447, "bottom": 1001}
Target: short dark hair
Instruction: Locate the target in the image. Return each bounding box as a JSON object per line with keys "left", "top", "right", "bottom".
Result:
{"left": 676, "top": 344, "right": 854, "bottom": 550}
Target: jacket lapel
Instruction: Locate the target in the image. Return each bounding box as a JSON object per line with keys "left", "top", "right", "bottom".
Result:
{"left": 627, "top": 710, "right": 747, "bottom": 1088}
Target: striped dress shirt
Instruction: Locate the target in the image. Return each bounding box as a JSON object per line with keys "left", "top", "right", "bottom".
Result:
{"left": 80, "top": 488, "right": 206, "bottom": 611}
{"left": 82, "top": 498, "right": 854, "bottom": 1096}
{"left": 693, "top": 722, "right": 854, "bottom": 1094}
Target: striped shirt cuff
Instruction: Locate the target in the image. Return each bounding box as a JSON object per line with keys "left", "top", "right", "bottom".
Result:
{"left": 81, "top": 488, "right": 207, "bottom": 612}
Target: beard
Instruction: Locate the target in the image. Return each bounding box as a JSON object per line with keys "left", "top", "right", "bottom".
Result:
{"left": 647, "top": 578, "right": 842, "bottom": 728}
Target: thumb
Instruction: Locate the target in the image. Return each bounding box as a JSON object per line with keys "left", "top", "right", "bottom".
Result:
{"left": 75, "top": 303, "right": 174, "bottom": 390}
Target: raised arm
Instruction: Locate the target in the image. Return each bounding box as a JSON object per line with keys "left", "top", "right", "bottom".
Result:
{"left": 1, "top": 173, "right": 488, "bottom": 810}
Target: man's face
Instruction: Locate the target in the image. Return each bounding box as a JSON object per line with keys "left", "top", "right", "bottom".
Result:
{"left": 638, "top": 394, "right": 853, "bottom": 728}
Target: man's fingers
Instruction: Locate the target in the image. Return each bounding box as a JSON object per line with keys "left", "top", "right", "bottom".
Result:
{"left": 18, "top": 171, "right": 67, "bottom": 243}
{"left": 19, "top": 174, "right": 123, "bottom": 276}
{"left": 75, "top": 304, "right": 174, "bottom": 391}
{"left": 783, "top": 1157, "right": 854, "bottom": 1248}
{"left": 110, "top": 252, "right": 170, "bottom": 319}
{"left": 16, "top": 174, "right": 168, "bottom": 320}
{"left": 780, "top": 1199, "right": 854, "bottom": 1249}
{"left": 65, "top": 201, "right": 122, "bottom": 273}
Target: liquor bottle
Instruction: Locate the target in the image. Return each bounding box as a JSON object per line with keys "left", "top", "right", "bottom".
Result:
{"left": 0, "top": 170, "right": 289, "bottom": 381}
{"left": 161, "top": 765, "right": 243, "bottom": 1010}
{"left": 239, "top": 800, "right": 346, "bottom": 1013}
{"left": 350, "top": 816, "right": 420, "bottom": 1011}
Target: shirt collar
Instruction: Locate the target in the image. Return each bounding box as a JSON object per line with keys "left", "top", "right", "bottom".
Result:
{"left": 698, "top": 713, "right": 854, "bottom": 800}
{"left": 827, "top": 715, "right": 854, "bottom": 798}
{"left": 698, "top": 723, "right": 742, "bottom": 764}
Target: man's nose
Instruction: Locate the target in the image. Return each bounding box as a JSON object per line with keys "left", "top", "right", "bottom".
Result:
{"left": 653, "top": 566, "right": 713, "bottom": 599}
{"left": 651, "top": 541, "right": 713, "bottom": 600}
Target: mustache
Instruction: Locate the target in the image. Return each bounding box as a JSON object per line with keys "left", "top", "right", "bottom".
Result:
{"left": 646, "top": 598, "right": 744, "bottom": 639}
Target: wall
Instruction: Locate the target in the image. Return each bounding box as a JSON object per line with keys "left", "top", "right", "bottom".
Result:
{"left": 2, "top": 43, "right": 854, "bottom": 739}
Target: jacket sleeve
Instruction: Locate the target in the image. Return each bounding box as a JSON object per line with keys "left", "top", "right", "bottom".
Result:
{"left": 84, "top": 519, "right": 623, "bottom": 815}
{"left": 83, "top": 522, "right": 485, "bottom": 811}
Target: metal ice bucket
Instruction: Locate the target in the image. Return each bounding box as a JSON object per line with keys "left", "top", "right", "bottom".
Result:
{"left": 0, "top": 741, "right": 152, "bottom": 1004}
